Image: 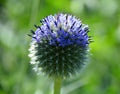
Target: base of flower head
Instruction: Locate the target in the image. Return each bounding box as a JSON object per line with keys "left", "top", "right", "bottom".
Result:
{"left": 29, "top": 41, "right": 89, "bottom": 78}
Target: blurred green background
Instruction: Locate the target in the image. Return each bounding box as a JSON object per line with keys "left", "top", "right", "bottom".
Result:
{"left": 0, "top": 0, "right": 120, "bottom": 94}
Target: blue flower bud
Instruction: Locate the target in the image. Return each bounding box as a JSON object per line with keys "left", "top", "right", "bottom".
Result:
{"left": 28, "top": 13, "right": 92, "bottom": 78}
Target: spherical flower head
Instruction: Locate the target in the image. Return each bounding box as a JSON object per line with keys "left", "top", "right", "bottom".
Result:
{"left": 28, "top": 13, "right": 92, "bottom": 78}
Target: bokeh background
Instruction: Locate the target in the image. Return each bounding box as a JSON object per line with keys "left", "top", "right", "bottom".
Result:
{"left": 0, "top": 0, "right": 120, "bottom": 94}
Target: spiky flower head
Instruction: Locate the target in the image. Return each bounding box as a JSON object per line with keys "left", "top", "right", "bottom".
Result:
{"left": 28, "top": 13, "right": 92, "bottom": 78}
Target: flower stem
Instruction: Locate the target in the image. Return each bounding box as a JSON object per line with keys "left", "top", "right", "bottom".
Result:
{"left": 54, "top": 77, "right": 62, "bottom": 94}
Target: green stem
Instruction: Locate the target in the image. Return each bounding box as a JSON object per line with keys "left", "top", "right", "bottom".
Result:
{"left": 54, "top": 77, "right": 62, "bottom": 94}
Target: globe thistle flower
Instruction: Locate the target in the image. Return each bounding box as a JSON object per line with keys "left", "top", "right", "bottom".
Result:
{"left": 28, "top": 13, "right": 92, "bottom": 78}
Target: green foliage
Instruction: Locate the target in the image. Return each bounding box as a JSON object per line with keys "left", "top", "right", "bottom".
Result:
{"left": 0, "top": 0, "right": 120, "bottom": 94}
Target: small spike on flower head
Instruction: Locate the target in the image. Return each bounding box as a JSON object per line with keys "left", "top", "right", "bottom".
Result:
{"left": 28, "top": 13, "right": 92, "bottom": 78}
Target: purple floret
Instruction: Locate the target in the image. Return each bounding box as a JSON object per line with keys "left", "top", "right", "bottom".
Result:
{"left": 31, "top": 13, "right": 90, "bottom": 47}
